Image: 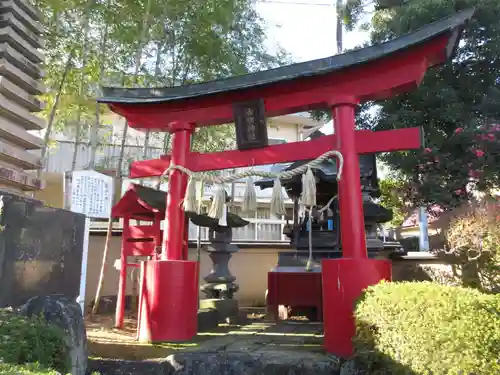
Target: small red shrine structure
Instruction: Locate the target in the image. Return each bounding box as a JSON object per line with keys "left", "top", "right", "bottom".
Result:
{"left": 110, "top": 184, "right": 190, "bottom": 332}
{"left": 110, "top": 184, "right": 163, "bottom": 328}
{"left": 98, "top": 9, "right": 473, "bottom": 357}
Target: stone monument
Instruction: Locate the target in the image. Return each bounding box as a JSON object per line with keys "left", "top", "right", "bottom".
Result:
{"left": 0, "top": 191, "right": 86, "bottom": 308}
{"left": 0, "top": 0, "right": 45, "bottom": 193}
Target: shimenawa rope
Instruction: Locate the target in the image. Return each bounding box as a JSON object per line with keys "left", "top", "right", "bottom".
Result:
{"left": 160, "top": 149, "right": 343, "bottom": 217}
{"left": 160, "top": 149, "right": 344, "bottom": 271}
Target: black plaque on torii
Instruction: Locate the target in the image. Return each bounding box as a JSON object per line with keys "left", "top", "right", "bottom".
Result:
{"left": 232, "top": 99, "right": 269, "bottom": 150}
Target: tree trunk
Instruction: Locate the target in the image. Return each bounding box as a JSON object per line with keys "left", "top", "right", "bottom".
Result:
{"left": 91, "top": 0, "right": 153, "bottom": 319}
{"left": 336, "top": 0, "right": 343, "bottom": 54}
{"left": 89, "top": 25, "right": 108, "bottom": 169}
{"left": 70, "top": 15, "right": 91, "bottom": 171}
{"left": 141, "top": 42, "right": 163, "bottom": 168}
{"left": 38, "top": 50, "right": 74, "bottom": 178}
{"left": 89, "top": 27, "right": 110, "bottom": 317}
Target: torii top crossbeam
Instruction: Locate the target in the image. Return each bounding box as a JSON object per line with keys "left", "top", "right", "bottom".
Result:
{"left": 97, "top": 9, "right": 473, "bottom": 265}
{"left": 99, "top": 9, "right": 473, "bottom": 131}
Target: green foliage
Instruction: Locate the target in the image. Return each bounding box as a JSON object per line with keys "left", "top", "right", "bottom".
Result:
{"left": 354, "top": 281, "right": 500, "bottom": 375}
{"left": 443, "top": 199, "right": 500, "bottom": 292}
{"left": 0, "top": 310, "right": 69, "bottom": 374}
{"left": 386, "top": 122, "right": 500, "bottom": 208}
{"left": 35, "top": 0, "right": 291, "bottom": 150}
{"left": 362, "top": 0, "right": 500, "bottom": 208}
{"left": 193, "top": 125, "right": 236, "bottom": 153}
{"left": 341, "top": 0, "right": 373, "bottom": 32}
{"left": 0, "top": 363, "right": 63, "bottom": 375}
{"left": 378, "top": 177, "right": 408, "bottom": 225}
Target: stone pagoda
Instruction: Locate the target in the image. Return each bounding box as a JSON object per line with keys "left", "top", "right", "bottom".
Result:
{"left": 0, "top": 0, "right": 45, "bottom": 193}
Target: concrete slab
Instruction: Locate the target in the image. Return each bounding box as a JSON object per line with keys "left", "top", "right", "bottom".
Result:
{"left": 164, "top": 350, "right": 340, "bottom": 375}
{"left": 0, "top": 26, "right": 43, "bottom": 64}
{"left": 0, "top": 0, "right": 43, "bottom": 35}
{"left": 0, "top": 137, "right": 41, "bottom": 169}
{"left": 0, "top": 162, "right": 44, "bottom": 190}
{"left": 11, "top": 0, "right": 42, "bottom": 23}
{"left": 0, "top": 92, "right": 45, "bottom": 130}
{"left": 0, "top": 42, "right": 43, "bottom": 79}
{"left": 0, "top": 12, "right": 44, "bottom": 49}
{"left": 0, "top": 57, "right": 45, "bottom": 95}
{"left": 87, "top": 320, "right": 340, "bottom": 375}
{"left": 0, "top": 114, "right": 43, "bottom": 149}
{"left": 0, "top": 76, "right": 44, "bottom": 111}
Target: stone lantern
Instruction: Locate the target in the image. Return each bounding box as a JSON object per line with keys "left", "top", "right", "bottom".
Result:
{"left": 200, "top": 226, "right": 239, "bottom": 299}
{"left": 186, "top": 206, "right": 249, "bottom": 322}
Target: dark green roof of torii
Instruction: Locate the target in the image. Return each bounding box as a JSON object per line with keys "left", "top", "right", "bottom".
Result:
{"left": 97, "top": 8, "right": 474, "bottom": 105}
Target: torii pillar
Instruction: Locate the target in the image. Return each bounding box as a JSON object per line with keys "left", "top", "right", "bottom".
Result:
{"left": 322, "top": 97, "right": 392, "bottom": 357}
{"left": 137, "top": 121, "right": 199, "bottom": 342}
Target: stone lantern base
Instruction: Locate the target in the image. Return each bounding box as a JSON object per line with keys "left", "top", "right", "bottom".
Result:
{"left": 199, "top": 298, "right": 240, "bottom": 324}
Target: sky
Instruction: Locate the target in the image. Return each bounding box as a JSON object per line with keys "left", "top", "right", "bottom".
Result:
{"left": 253, "top": 1, "right": 394, "bottom": 177}
{"left": 255, "top": 0, "right": 371, "bottom": 62}
{"left": 254, "top": 0, "right": 372, "bottom": 135}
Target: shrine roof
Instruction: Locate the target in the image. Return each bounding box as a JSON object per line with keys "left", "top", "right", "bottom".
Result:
{"left": 98, "top": 9, "right": 473, "bottom": 105}
{"left": 112, "top": 183, "right": 165, "bottom": 220}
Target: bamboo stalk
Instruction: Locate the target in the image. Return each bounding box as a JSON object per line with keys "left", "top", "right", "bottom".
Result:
{"left": 91, "top": 0, "right": 153, "bottom": 317}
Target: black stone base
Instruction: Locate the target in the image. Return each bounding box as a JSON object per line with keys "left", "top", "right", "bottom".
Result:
{"left": 197, "top": 309, "right": 219, "bottom": 332}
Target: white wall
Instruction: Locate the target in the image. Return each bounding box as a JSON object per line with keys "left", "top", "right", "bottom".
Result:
{"left": 42, "top": 115, "right": 321, "bottom": 174}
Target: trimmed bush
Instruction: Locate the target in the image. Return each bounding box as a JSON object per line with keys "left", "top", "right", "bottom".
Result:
{"left": 0, "top": 309, "right": 70, "bottom": 374}
{"left": 354, "top": 281, "right": 500, "bottom": 375}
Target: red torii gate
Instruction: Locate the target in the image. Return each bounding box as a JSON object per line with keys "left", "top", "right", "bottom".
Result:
{"left": 98, "top": 9, "right": 473, "bottom": 357}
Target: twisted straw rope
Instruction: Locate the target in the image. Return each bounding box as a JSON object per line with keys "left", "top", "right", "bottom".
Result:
{"left": 159, "top": 150, "right": 344, "bottom": 183}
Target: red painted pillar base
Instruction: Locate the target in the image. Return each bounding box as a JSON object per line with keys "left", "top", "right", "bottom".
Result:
{"left": 322, "top": 258, "right": 392, "bottom": 358}
{"left": 137, "top": 259, "right": 198, "bottom": 342}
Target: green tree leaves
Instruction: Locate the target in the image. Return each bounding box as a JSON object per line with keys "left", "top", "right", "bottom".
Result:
{"left": 36, "top": 0, "right": 290, "bottom": 154}
{"left": 364, "top": 0, "right": 500, "bottom": 208}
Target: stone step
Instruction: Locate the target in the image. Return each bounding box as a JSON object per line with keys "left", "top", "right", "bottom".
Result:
{"left": 0, "top": 26, "right": 43, "bottom": 64}
{"left": 0, "top": 137, "right": 41, "bottom": 169}
{"left": 0, "top": 76, "right": 44, "bottom": 112}
{"left": 0, "top": 92, "right": 45, "bottom": 130}
{"left": 0, "top": 0, "right": 43, "bottom": 36}
{"left": 0, "top": 11, "right": 44, "bottom": 49}
{"left": 0, "top": 42, "right": 43, "bottom": 79}
{"left": 88, "top": 350, "right": 341, "bottom": 375}
{"left": 0, "top": 114, "right": 43, "bottom": 149}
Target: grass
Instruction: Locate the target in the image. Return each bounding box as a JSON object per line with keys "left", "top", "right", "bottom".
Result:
{"left": 0, "top": 363, "right": 63, "bottom": 375}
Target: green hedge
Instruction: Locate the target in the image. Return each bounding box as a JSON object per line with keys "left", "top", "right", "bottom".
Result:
{"left": 354, "top": 281, "right": 500, "bottom": 375}
{"left": 0, "top": 309, "right": 70, "bottom": 375}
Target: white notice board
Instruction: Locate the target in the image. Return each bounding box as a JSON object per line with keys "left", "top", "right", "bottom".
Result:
{"left": 68, "top": 170, "right": 114, "bottom": 219}
{"left": 63, "top": 170, "right": 114, "bottom": 313}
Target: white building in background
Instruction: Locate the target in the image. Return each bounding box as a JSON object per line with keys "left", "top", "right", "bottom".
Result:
{"left": 40, "top": 113, "right": 321, "bottom": 175}
{"left": 40, "top": 113, "right": 324, "bottom": 242}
